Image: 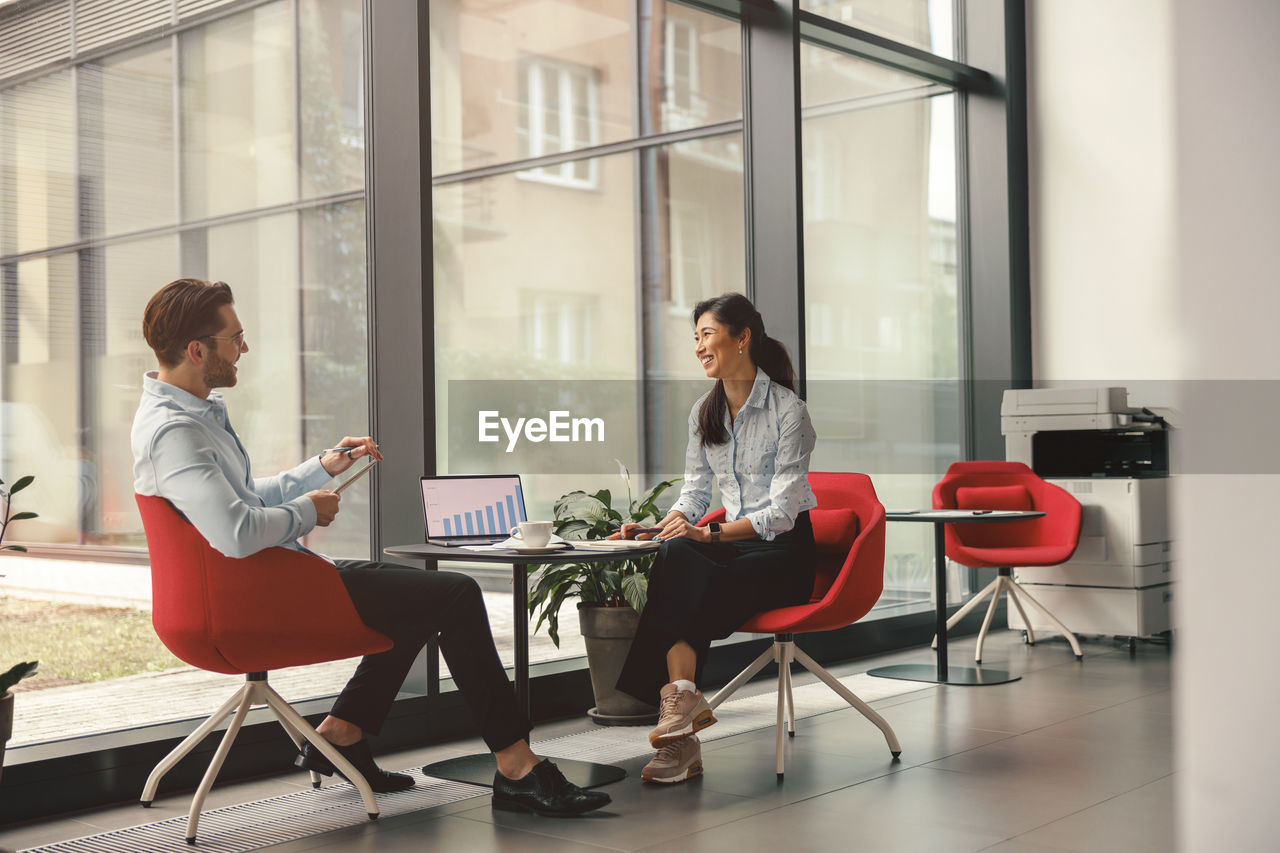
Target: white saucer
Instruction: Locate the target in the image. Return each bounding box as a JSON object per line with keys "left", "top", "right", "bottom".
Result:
{"left": 507, "top": 543, "right": 570, "bottom": 554}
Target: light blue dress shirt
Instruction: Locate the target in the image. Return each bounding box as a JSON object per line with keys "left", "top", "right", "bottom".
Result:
{"left": 132, "top": 372, "right": 333, "bottom": 560}
{"left": 669, "top": 368, "right": 818, "bottom": 541}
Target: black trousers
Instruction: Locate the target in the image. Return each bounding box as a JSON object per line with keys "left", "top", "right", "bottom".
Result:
{"left": 329, "top": 560, "right": 530, "bottom": 753}
{"left": 615, "top": 512, "right": 816, "bottom": 703}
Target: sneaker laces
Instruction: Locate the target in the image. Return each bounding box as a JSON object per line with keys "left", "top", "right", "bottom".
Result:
{"left": 654, "top": 735, "right": 697, "bottom": 762}
{"left": 659, "top": 688, "right": 683, "bottom": 721}
{"left": 654, "top": 741, "right": 683, "bottom": 761}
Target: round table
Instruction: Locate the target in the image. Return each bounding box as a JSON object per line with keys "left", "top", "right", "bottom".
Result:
{"left": 384, "top": 541, "right": 659, "bottom": 789}
{"left": 867, "top": 509, "right": 1044, "bottom": 687}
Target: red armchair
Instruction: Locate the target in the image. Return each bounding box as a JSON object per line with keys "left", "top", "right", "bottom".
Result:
{"left": 135, "top": 495, "right": 394, "bottom": 843}
{"left": 703, "top": 472, "right": 901, "bottom": 778}
{"left": 931, "top": 461, "right": 1084, "bottom": 663}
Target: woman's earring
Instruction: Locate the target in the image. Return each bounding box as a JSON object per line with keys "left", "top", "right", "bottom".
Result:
{"left": 738, "top": 348, "right": 743, "bottom": 355}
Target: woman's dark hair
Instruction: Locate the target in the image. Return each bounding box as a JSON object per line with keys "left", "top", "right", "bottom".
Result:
{"left": 143, "top": 278, "right": 235, "bottom": 368}
{"left": 692, "top": 293, "right": 797, "bottom": 447}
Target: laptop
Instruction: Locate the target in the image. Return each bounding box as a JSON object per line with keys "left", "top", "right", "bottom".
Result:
{"left": 421, "top": 474, "right": 528, "bottom": 547}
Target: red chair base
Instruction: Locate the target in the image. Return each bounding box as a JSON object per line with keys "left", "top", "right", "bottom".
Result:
{"left": 707, "top": 635, "right": 901, "bottom": 778}
{"left": 140, "top": 672, "right": 380, "bottom": 843}
{"left": 930, "top": 568, "right": 1084, "bottom": 663}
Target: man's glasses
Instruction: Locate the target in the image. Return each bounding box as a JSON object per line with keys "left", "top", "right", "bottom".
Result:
{"left": 204, "top": 330, "right": 246, "bottom": 347}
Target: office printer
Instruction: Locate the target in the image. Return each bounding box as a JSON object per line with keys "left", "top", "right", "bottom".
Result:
{"left": 1002, "top": 387, "right": 1170, "bottom": 478}
{"left": 999, "top": 387, "right": 1174, "bottom": 640}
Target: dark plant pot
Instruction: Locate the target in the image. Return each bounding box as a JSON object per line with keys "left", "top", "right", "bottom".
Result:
{"left": 577, "top": 604, "right": 658, "bottom": 725}
{"left": 0, "top": 690, "right": 12, "bottom": 784}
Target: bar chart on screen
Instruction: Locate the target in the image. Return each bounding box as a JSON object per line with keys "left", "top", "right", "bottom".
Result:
{"left": 421, "top": 475, "right": 528, "bottom": 538}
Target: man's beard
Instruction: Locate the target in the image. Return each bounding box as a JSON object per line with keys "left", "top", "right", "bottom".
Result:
{"left": 203, "top": 350, "right": 238, "bottom": 389}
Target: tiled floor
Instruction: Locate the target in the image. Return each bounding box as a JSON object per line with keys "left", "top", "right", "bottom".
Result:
{"left": 0, "top": 630, "right": 1174, "bottom": 853}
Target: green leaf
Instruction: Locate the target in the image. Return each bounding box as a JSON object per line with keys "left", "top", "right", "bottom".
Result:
{"left": 0, "top": 660, "right": 39, "bottom": 694}
{"left": 555, "top": 491, "right": 611, "bottom": 524}
{"left": 8, "top": 475, "right": 34, "bottom": 494}
{"left": 555, "top": 519, "right": 593, "bottom": 540}
{"left": 1, "top": 544, "right": 28, "bottom": 552}
{"left": 630, "top": 477, "right": 681, "bottom": 519}
{"left": 540, "top": 583, "right": 576, "bottom": 647}
{"left": 622, "top": 573, "right": 648, "bottom": 614}
{"left": 590, "top": 489, "right": 611, "bottom": 510}
{"left": 553, "top": 490, "right": 590, "bottom": 518}
{"left": 9, "top": 511, "right": 37, "bottom": 521}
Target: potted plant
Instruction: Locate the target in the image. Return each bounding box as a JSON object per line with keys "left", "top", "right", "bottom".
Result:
{"left": 528, "top": 463, "right": 679, "bottom": 724}
{"left": 1, "top": 473, "right": 39, "bottom": 782}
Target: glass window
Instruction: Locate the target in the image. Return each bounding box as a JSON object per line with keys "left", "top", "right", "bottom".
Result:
{"left": 86, "top": 234, "right": 180, "bottom": 547}
{"left": 431, "top": 0, "right": 740, "bottom": 176}
{"left": 181, "top": 1, "right": 295, "bottom": 221}
{"left": 300, "top": 0, "right": 366, "bottom": 197}
{"left": 79, "top": 42, "right": 176, "bottom": 239}
{"left": 182, "top": 213, "right": 303, "bottom": 471}
{"left": 0, "top": 70, "right": 75, "bottom": 256}
{"left": 801, "top": 44, "right": 961, "bottom": 609}
{"left": 0, "top": 0, "right": 372, "bottom": 745}
{"left": 801, "top": 0, "right": 954, "bottom": 60}
{"left": 300, "top": 199, "right": 370, "bottom": 558}
{"left": 431, "top": 0, "right": 633, "bottom": 176}
{"left": 648, "top": 2, "right": 741, "bottom": 134}
{"left": 433, "top": 123, "right": 744, "bottom": 670}
{"left": 0, "top": 254, "right": 80, "bottom": 545}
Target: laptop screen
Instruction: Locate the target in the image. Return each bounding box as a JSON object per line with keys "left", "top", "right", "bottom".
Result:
{"left": 421, "top": 475, "right": 527, "bottom": 539}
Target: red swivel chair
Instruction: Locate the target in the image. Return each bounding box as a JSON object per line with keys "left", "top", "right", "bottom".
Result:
{"left": 703, "top": 472, "right": 901, "bottom": 778}
{"left": 931, "top": 461, "right": 1084, "bottom": 663}
{"left": 135, "top": 495, "right": 394, "bottom": 844}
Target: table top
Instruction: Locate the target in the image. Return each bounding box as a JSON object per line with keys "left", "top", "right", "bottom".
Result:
{"left": 885, "top": 509, "right": 1045, "bottom": 523}
{"left": 385, "top": 541, "right": 661, "bottom": 564}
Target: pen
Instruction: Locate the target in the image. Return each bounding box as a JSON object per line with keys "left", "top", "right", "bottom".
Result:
{"left": 322, "top": 444, "right": 377, "bottom": 456}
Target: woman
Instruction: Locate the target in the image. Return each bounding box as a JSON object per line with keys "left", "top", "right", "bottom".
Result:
{"left": 614, "top": 293, "right": 818, "bottom": 784}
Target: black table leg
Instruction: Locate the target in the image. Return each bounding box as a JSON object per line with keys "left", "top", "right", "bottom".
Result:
{"left": 513, "top": 561, "right": 530, "bottom": 719}
{"left": 422, "top": 560, "right": 626, "bottom": 790}
{"left": 868, "top": 520, "right": 1020, "bottom": 686}
{"left": 934, "top": 521, "right": 948, "bottom": 679}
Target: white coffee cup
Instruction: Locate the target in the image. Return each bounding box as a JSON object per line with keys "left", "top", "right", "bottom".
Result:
{"left": 511, "top": 521, "right": 553, "bottom": 549}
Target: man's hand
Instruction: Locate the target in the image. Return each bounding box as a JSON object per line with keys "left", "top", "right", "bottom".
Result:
{"left": 307, "top": 490, "right": 341, "bottom": 526}
{"left": 320, "top": 435, "right": 384, "bottom": 476}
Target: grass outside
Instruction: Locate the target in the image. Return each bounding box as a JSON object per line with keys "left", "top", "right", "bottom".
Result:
{"left": 0, "top": 595, "right": 182, "bottom": 687}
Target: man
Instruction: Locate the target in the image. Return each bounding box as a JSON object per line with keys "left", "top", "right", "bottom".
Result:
{"left": 131, "top": 278, "right": 608, "bottom": 817}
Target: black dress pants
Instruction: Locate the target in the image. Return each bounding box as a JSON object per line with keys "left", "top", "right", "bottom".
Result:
{"left": 615, "top": 512, "right": 815, "bottom": 703}
{"left": 329, "top": 561, "right": 530, "bottom": 753}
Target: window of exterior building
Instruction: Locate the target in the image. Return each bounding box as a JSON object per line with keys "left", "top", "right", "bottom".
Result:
{"left": 665, "top": 17, "right": 697, "bottom": 115}
{"left": 517, "top": 57, "right": 599, "bottom": 187}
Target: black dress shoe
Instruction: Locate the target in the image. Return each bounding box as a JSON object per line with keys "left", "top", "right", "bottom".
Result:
{"left": 295, "top": 739, "right": 415, "bottom": 793}
{"left": 492, "top": 759, "right": 611, "bottom": 817}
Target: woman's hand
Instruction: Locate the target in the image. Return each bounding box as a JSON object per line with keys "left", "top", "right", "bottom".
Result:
{"left": 612, "top": 511, "right": 688, "bottom": 540}
{"left": 653, "top": 513, "right": 706, "bottom": 543}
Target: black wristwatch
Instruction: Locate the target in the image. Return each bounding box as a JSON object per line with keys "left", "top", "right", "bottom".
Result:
{"left": 708, "top": 522, "right": 721, "bottom": 543}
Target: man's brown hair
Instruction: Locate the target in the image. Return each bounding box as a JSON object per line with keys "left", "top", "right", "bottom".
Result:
{"left": 142, "top": 278, "right": 235, "bottom": 368}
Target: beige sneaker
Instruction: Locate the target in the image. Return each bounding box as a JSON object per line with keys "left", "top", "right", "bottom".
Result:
{"left": 649, "top": 683, "right": 716, "bottom": 748}
{"left": 642, "top": 735, "right": 703, "bottom": 784}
